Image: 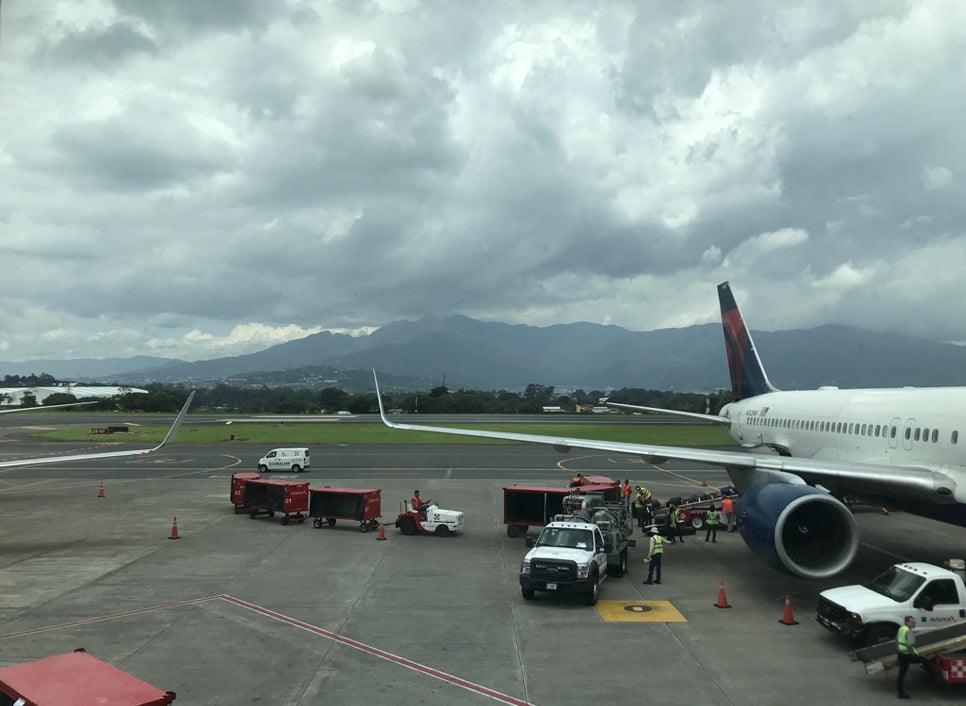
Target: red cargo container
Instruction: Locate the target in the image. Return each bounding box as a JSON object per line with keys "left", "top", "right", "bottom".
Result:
{"left": 309, "top": 486, "right": 381, "bottom": 532}
{"left": 230, "top": 472, "right": 261, "bottom": 514}
{"left": 242, "top": 479, "right": 309, "bottom": 525}
{"left": 503, "top": 477, "right": 620, "bottom": 537}
{"left": 0, "top": 649, "right": 176, "bottom": 705}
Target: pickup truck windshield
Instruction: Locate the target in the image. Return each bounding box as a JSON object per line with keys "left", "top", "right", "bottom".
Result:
{"left": 536, "top": 528, "right": 593, "bottom": 549}
{"left": 864, "top": 566, "right": 925, "bottom": 602}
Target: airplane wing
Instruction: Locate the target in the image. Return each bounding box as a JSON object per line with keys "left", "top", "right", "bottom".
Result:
{"left": 606, "top": 402, "right": 731, "bottom": 425}
{"left": 0, "top": 401, "right": 98, "bottom": 414}
{"left": 372, "top": 372, "right": 952, "bottom": 505}
{"left": 0, "top": 391, "right": 195, "bottom": 469}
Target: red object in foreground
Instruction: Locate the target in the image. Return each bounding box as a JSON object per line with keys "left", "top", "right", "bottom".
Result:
{"left": 0, "top": 650, "right": 176, "bottom": 705}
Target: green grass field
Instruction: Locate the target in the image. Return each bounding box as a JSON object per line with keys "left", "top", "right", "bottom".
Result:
{"left": 34, "top": 421, "right": 735, "bottom": 447}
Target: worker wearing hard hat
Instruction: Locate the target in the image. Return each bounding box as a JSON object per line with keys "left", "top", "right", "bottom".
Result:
{"left": 642, "top": 527, "right": 664, "bottom": 585}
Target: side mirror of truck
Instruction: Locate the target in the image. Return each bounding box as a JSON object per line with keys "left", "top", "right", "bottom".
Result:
{"left": 914, "top": 595, "right": 935, "bottom": 611}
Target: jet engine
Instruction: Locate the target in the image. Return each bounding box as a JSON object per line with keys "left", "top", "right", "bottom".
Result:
{"left": 736, "top": 482, "right": 858, "bottom": 579}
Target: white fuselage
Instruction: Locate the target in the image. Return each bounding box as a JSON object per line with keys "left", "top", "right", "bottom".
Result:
{"left": 723, "top": 386, "right": 966, "bottom": 503}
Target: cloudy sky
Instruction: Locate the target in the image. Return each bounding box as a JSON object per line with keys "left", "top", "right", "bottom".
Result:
{"left": 2, "top": 1, "right": 964, "bottom": 363}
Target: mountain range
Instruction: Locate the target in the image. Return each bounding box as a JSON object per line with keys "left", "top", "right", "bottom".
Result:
{"left": 3, "top": 315, "right": 966, "bottom": 393}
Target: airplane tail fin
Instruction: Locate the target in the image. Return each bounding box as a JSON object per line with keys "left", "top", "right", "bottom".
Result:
{"left": 718, "top": 282, "right": 777, "bottom": 400}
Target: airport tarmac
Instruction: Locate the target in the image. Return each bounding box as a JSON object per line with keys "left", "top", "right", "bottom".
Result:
{"left": 0, "top": 438, "right": 964, "bottom": 704}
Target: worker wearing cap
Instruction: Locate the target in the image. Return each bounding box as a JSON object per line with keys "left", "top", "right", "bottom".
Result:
{"left": 570, "top": 473, "right": 583, "bottom": 488}
{"left": 642, "top": 527, "right": 663, "bottom": 585}
{"left": 896, "top": 615, "right": 930, "bottom": 699}
{"left": 704, "top": 506, "right": 720, "bottom": 543}
{"left": 633, "top": 488, "right": 646, "bottom": 527}
{"left": 622, "top": 479, "right": 632, "bottom": 510}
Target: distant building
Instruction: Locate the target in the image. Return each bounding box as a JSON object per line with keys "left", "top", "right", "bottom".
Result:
{"left": 0, "top": 386, "right": 147, "bottom": 406}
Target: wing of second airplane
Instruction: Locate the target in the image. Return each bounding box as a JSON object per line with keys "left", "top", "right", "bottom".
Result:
{"left": 373, "top": 372, "right": 954, "bottom": 505}
{"left": 0, "top": 391, "right": 195, "bottom": 469}
{"left": 606, "top": 401, "right": 731, "bottom": 425}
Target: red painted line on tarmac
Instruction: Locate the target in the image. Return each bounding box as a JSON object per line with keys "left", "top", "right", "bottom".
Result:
{"left": 0, "top": 593, "right": 535, "bottom": 706}
{"left": 217, "top": 594, "right": 535, "bottom": 706}
{"left": 0, "top": 595, "right": 220, "bottom": 639}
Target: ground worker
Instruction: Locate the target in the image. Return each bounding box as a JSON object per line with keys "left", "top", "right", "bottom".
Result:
{"left": 721, "top": 495, "right": 735, "bottom": 532}
{"left": 642, "top": 527, "right": 664, "bottom": 585}
{"left": 704, "top": 505, "right": 720, "bottom": 543}
{"left": 622, "top": 479, "right": 632, "bottom": 509}
{"left": 639, "top": 485, "right": 653, "bottom": 503}
{"left": 570, "top": 473, "right": 583, "bottom": 487}
{"left": 896, "top": 615, "right": 931, "bottom": 699}
{"left": 668, "top": 504, "right": 684, "bottom": 543}
{"left": 410, "top": 490, "right": 428, "bottom": 515}
{"left": 633, "top": 488, "right": 646, "bottom": 527}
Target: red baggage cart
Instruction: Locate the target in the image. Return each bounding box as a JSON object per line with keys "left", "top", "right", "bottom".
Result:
{"left": 230, "top": 471, "right": 261, "bottom": 514}
{"left": 0, "top": 649, "right": 176, "bottom": 705}
{"left": 242, "top": 479, "right": 309, "bottom": 525}
{"left": 309, "top": 486, "right": 381, "bottom": 532}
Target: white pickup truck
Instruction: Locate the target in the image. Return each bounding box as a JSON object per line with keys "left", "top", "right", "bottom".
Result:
{"left": 817, "top": 560, "right": 966, "bottom": 645}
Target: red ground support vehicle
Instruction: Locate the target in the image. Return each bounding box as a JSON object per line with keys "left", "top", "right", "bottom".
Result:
{"left": 309, "top": 486, "right": 381, "bottom": 532}
{"left": 0, "top": 649, "right": 176, "bottom": 705}
{"left": 230, "top": 471, "right": 261, "bottom": 514}
{"left": 503, "top": 476, "right": 621, "bottom": 538}
{"left": 242, "top": 479, "right": 309, "bottom": 525}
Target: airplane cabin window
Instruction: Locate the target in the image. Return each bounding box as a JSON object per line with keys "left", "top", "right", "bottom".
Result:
{"left": 953, "top": 431, "right": 959, "bottom": 444}
{"left": 932, "top": 429, "right": 939, "bottom": 443}
{"left": 915, "top": 428, "right": 921, "bottom": 441}
{"left": 892, "top": 426, "right": 898, "bottom": 438}
{"left": 875, "top": 424, "right": 881, "bottom": 436}
{"left": 923, "top": 428, "right": 929, "bottom": 442}
{"left": 905, "top": 427, "right": 911, "bottom": 440}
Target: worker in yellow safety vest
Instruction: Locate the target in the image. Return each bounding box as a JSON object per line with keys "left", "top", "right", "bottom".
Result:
{"left": 642, "top": 527, "right": 664, "bottom": 585}
{"left": 896, "top": 615, "right": 930, "bottom": 699}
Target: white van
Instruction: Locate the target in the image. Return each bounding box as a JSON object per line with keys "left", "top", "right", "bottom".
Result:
{"left": 257, "top": 447, "right": 310, "bottom": 473}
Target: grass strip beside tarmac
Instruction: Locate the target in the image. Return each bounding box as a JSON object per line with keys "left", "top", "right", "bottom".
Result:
{"left": 32, "top": 422, "right": 735, "bottom": 447}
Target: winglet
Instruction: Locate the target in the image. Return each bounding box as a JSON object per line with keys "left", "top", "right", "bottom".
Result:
{"left": 150, "top": 390, "right": 196, "bottom": 452}
{"left": 373, "top": 371, "right": 397, "bottom": 428}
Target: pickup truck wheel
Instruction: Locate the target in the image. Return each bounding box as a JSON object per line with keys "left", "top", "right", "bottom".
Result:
{"left": 522, "top": 587, "right": 535, "bottom": 600}
{"left": 398, "top": 517, "right": 417, "bottom": 535}
{"left": 691, "top": 516, "right": 704, "bottom": 529}
{"left": 586, "top": 572, "right": 600, "bottom": 606}
{"left": 864, "top": 624, "right": 898, "bottom": 647}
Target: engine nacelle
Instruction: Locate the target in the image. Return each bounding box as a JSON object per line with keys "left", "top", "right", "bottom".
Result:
{"left": 736, "top": 482, "right": 858, "bottom": 579}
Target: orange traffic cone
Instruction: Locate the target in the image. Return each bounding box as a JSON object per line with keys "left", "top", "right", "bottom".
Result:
{"left": 168, "top": 517, "right": 180, "bottom": 540}
{"left": 97, "top": 482, "right": 105, "bottom": 498}
{"left": 779, "top": 594, "right": 799, "bottom": 625}
{"left": 714, "top": 580, "right": 732, "bottom": 609}
{"left": 377, "top": 524, "right": 387, "bottom": 541}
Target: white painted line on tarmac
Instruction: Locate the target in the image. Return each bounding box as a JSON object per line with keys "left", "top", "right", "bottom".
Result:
{"left": 0, "top": 594, "right": 537, "bottom": 706}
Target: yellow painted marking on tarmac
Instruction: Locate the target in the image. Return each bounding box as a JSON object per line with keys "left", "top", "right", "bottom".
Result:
{"left": 596, "top": 600, "right": 687, "bottom": 622}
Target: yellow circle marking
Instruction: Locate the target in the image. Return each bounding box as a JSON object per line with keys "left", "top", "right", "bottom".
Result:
{"left": 596, "top": 600, "right": 687, "bottom": 623}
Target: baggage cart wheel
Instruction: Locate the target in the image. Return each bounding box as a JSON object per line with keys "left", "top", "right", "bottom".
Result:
{"left": 359, "top": 522, "right": 370, "bottom": 533}
{"left": 249, "top": 510, "right": 257, "bottom": 519}
{"left": 281, "top": 516, "right": 290, "bottom": 526}
{"left": 313, "top": 518, "right": 323, "bottom": 529}
{"left": 234, "top": 505, "right": 241, "bottom": 514}
{"left": 269, "top": 511, "right": 275, "bottom": 518}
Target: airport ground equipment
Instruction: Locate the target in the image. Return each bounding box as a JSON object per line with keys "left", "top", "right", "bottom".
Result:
{"left": 503, "top": 475, "right": 621, "bottom": 538}
{"left": 848, "top": 620, "right": 966, "bottom": 685}
{"left": 256, "top": 447, "right": 310, "bottom": 472}
{"left": 519, "top": 490, "right": 635, "bottom": 605}
{"left": 0, "top": 648, "right": 176, "bottom": 705}
{"left": 394, "top": 499, "right": 464, "bottom": 536}
{"left": 818, "top": 560, "right": 966, "bottom": 646}
{"left": 230, "top": 471, "right": 261, "bottom": 514}
{"left": 309, "top": 486, "right": 381, "bottom": 532}
{"left": 242, "top": 479, "right": 309, "bottom": 525}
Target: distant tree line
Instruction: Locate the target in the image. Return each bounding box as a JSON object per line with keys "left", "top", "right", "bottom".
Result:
{"left": 2, "top": 378, "right": 732, "bottom": 415}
